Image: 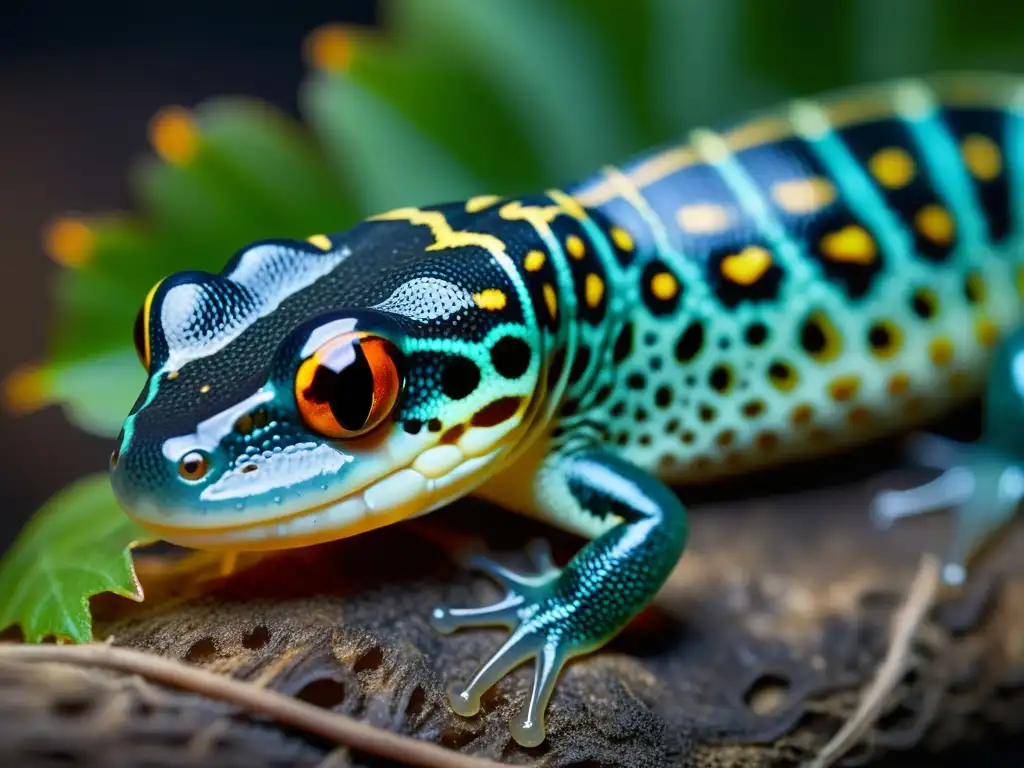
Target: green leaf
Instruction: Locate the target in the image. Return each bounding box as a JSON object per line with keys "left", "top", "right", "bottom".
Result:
{"left": 0, "top": 474, "right": 155, "bottom": 643}
{"left": 45, "top": 349, "right": 146, "bottom": 438}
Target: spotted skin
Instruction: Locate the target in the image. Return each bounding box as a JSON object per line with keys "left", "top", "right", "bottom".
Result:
{"left": 112, "top": 74, "right": 1024, "bottom": 747}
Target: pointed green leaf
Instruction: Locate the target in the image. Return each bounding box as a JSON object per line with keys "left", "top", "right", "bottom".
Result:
{"left": 0, "top": 474, "right": 155, "bottom": 643}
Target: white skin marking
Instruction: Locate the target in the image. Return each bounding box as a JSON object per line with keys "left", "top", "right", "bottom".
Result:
{"left": 200, "top": 443, "right": 352, "bottom": 503}
{"left": 161, "top": 387, "right": 275, "bottom": 461}
{"left": 159, "top": 243, "right": 351, "bottom": 371}
{"left": 371, "top": 277, "right": 475, "bottom": 322}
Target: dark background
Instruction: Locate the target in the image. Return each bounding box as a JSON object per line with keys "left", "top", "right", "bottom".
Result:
{"left": 0, "top": 2, "right": 376, "bottom": 552}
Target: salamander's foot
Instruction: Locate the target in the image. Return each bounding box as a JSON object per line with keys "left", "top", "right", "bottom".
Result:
{"left": 870, "top": 435, "right": 1024, "bottom": 586}
{"left": 430, "top": 539, "right": 570, "bottom": 747}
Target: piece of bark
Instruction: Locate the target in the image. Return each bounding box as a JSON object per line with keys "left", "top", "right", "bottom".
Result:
{"left": 2, "top": 454, "right": 1024, "bottom": 767}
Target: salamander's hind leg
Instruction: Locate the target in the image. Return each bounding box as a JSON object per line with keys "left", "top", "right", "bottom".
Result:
{"left": 430, "top": 448, "right": 688, "bottom": 747}
{"left": 871, "top": 327, "right": 1024, "bottom": 586}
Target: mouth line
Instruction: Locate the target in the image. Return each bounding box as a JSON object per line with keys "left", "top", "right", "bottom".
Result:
{"left": 133, "top": 443, "right": 508, "bottom": 541}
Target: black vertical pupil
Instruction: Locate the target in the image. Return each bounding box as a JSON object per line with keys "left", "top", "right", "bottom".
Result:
{"left": 133, "top": 304, "right": 147, "bottom": 368}
{"left": 304, "top": 341, "right": 375, "bottom": 431}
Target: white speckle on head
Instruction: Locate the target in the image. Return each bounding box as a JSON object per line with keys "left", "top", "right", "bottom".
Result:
{"left": 162, "top": 387, "right": 275, "bottom": 461}
{"left": 200, "top": 443, "right": 352, "bottom": 502}
{"left": 371, "top": 277, "right": 475, "bottom": 322}
{"left": 159, "top": 243, "right": 350, "bottom": 371}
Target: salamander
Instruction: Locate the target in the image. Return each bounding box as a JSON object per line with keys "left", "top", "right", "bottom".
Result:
{"left": 110, "top": 73, "right": 1024, "bottom": 746}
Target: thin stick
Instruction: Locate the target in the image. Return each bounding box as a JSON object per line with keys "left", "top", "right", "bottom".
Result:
{"left": 805, "top": 554, "right": 941, "bottom": 768}
{"left": 0, "top": 643, "right": 503, "bottom": 768}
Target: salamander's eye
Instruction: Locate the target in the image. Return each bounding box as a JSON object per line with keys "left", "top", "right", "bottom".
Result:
{"left": 133, "top": 303, "right": 149, "bottom": 371}
{"left": 294, "top": 332, "right": 404, "bottom": 439}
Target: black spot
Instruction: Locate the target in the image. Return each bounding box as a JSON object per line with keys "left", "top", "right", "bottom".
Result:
{"left": 616, "top": 433, "right": 629, "bottom": 445}
{"left": 613, "top": 323, "right": 633, "bottom": 363}
{"left": 635, "top": 407, "right": 649, "bottom": 422}
{"left": 675, "top": 321, "right": 705, "bottom": 363}
{"left": 699, "top": 404, "right": 716, "bottom": 422}
{"left": 768, "top": 361, "right": 797, "bottom": 390}
{"left": 610, "top": 402, "right": 626, "bottom": 417}
{"left": 744, "top": 322, "right": 769, "bottom": 347}
{"left": 911, "top": 288, "right": 937, "bottom": 320}
{"left": 655, "top": 386, "right": 673, "bottom": 408}
{"left": 427, "top": 418, "right": 443, "bottom": 432}
{"left": 665, "top": 418, "right": 680, "bottom": 433}
{"left": 800, "top": 319, "right": 826, "bottom": 356}
{"left": 643, "top": 331, "right": 658, "bottom": 346}
{"left": 491, "top": 336, "right": 531, "bottom": 379}
{"left": 868, "top": 323, "right": 893, "bottom": 352}
{"left": 568, "top": 347, "right": 591, "bottom": 384}
{"left": 404, "top": 420, "right": 422, "bottom": 435}
{"left": 561, "top": 398, "right": 579, "bottom": 417}
{"left": 742, "top": 400, "right": 765, "bottom": 418}
{"left": 964, "top": 272, "right": 986, "bottom": 304}
{"left": 441, "top": 356, "right": 480, "bottom": 400}
{"left": 651, "top": 356, "right": 663, "bottom": 371}
{"left": 640, "top": 260, "right": 682, "bottom": 316}
{"left": 709, "top": 366, "right": 733, "bottom": 394}
{"left": 594, "top": 384, "right": 612, "bottom": 405}
{"left": 627, "top": 373, "right": 646, "bottom": 390}
{"left": 638, "top": 434, "right": 652, "bottom": 446}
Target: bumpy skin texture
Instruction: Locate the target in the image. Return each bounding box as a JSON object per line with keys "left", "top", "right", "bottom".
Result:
{"left": 111, "top": 73, "right": 1024, "bottom": 746}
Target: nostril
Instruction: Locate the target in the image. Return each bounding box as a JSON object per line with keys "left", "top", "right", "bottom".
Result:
{"left": 178, "top": 450, "right": 210, "bottom": 481}
{"left": 241, "top": 464, "right": 258, "bottom": 474}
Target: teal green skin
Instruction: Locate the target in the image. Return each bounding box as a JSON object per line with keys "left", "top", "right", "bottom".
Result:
{"left": 111, "top": 73, "right": 1024, "bottom": 747}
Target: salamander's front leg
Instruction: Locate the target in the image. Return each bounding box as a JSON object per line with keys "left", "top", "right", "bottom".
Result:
{"left": 431, "top": 449, "right": 688, "bottom": 747}
{"left": 871, "top": 327, "right": 1024, "bottom": 585}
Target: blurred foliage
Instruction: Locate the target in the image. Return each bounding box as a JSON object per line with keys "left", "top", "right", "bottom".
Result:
{"left": 6, "top": 0, "right": 1024, "bottom": 437}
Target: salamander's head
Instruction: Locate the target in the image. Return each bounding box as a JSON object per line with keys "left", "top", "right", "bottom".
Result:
{"left": 110, "top": 223, "right": 542, "bottom": 550}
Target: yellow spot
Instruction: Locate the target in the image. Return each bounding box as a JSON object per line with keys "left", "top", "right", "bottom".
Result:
{"left": 650, "top": 271, "right": 679, "bottom": 301}
{"left": 566, "top": 234, "right": 586, "bottom": 260}
{"left": 868, "top": 147, "right": 916, "bottom": 189}
{"left": 610, "top": 227, "right": 634, "bottom": 251}
{"left": 584, "top": 273, "right": 604, "bottom": 308}
{"left": 771, "top": 177, "right": 837, "bottom": 214}
{"left": 524, "top": 250, "right": 545, "bottom": 272}
{"left": 149, "top": 106, "right": 199, "bottom": 166}
{"left": 961, "top": 134, "right": 1002, "bottom": 181}
{"left": 819, "top": 225, "right": 877, "bottom": 265}
{"left": 887, "top": 371, "right": 911, "bottom": 397}
{"left": 473, "top": 289, "right": 507, "bottom": 311}
{"left": 914, "top": 204, "right": 955, "bottom": 246}
{"left": 304, "top": 24, "right": 353, "bottom": 72}
{"left": 721, "top": 246, "right": 772, "bottom": 286}
{"left": 200, "top": 384, "right": 211, "bottom": 394}
{"left": 929, "top": 337, "right": 954, "bottom": 366}
{"left": 43, "top": 217, "right": 95, "bottom": 268}
{"left": 1, "top": 364, "right": 51, "bottom": 415}
{"left": 465, "top": 195, "right": 500, "bottom": 213}
{"left": 829, "top": 374, "right": 860, "bottom": 403}
{"left": 167, "top": 370, "right": 180, "bottom": 380}
{"left": 790, "top": 403, "right": 814, "bottom": 426}
{"left": 306, "top": 234, "right": 332, "bottom": 251}
{"left": 677, "top": 204, "right": 730, "bottom": 234}
{"left": 542, "top": 283, "right": 558, "bottom": 319}
{"left": 847, "top": 406, "right": 872, "bottom": 428}
{"left": 976, "top": 318, "right": 998, "bottom": 348}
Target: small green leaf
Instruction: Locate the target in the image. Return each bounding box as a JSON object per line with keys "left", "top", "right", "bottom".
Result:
{"left": 0, "top": 474, "right": 155, "bottom": 643}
